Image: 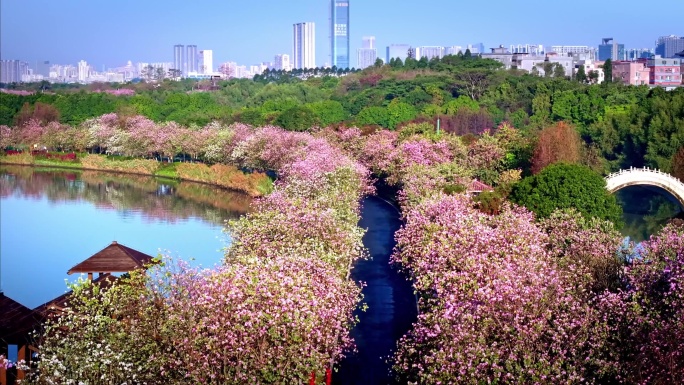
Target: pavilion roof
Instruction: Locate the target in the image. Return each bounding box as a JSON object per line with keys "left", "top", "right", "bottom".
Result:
{"left": 468, "top": 179, "right": 494, "bottom": 193}
{"left": 34, "top": 274, "right": 118, "bottom": 316}
{"left": 67, "top": 241, "right": 156, "bottom": 275}
{"left": 0, "top": 292, "right": 40, "bottom": 344}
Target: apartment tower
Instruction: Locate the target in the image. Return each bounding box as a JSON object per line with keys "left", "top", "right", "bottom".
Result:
{"left": 293, "top": 22, "right": 316, "bottom": 69}
{"left": 186, "top": 45, "right": 198, "bottom": 74}
{"left": 357, "top": 36, "right": 377, "bottom": 69}
{"left": 173, "top": 44, "right": 184, "bottom": 75}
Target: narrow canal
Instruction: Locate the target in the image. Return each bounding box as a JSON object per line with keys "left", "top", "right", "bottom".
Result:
{"left": 334, "top": 196, "right": 418, "bottom": 385}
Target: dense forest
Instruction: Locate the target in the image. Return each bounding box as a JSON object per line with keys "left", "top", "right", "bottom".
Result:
{"left": 2, "top": 54, "right": 683, "bottom": 176}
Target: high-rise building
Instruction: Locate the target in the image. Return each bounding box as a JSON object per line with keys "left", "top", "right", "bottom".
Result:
{"left": 219, "top": 62, "right": 237, "bottom": 78}
{"left": 445, "top": 46, "right": 463, "bottom": 56}
{"left": 386, "top": 44, "right": 411, "bottom": 63}
{"left": 274, "top": 54, "right": 291, "bottom": 71}
{"left": 357, "top": 37, "right": 377, "bottom": 69}
{"left": 362, "top": 36, "right": 375, "bottom": 50}
{"left": 655, "top": 35, "right": 684, "bottom": 58}
{"left": 416, "top": 46, "right": 445, "bottom": 60}
{"left": 199, "top": 50, "right": 213, "bottom": 74}
{"left": 330, "top": 0, "right": 350, "bottom": 69}
{"left": 35, "top": 60, "right": 50, "bottom": 77}
{"left": 467, "top": 43, "right": 485, "bottom": 54}
{"left": 173, "top": 44, "right": 184, "bottom": 75}
{"left": 186, "top": 45, "right": 198, "bottom": 73}
{"left": 598, "top": 38, "right": 625, "bottom": 61}
{"left": 293, "top": 22, "right": 316, "bottom": 69}
{"left": 0, "top": 60, "right": 29, "bottom": 83}
{"left": 78, "top": 60, "right": 89, "bottom": 82}
{"left": 627, "top": 48, "right": 653, "bottom": 60}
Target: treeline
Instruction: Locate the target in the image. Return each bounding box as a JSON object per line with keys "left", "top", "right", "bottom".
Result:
{"left": 2, "top": 54, "right": 683, "bottom": 173}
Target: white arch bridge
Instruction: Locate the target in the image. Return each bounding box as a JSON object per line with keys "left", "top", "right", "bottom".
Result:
{"left": 605, "top": 167, "right": 684, "bottom": 207}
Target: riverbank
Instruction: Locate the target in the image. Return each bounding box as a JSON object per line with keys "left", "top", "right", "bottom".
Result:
{"left": 0, "top": 152, "right": 273, "bottom": 197}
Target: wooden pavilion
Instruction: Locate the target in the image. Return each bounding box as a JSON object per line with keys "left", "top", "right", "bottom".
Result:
{"left": 1, "top": 242, "right": 155, "bottom": 385}
{"left": 467, "top": 179, "right": 494, "bottom": 195}
{"left": 0, "top": 293, "right": 41, "bottom": 385}
{"left": 67, "top": 241, "right": 156, "bottom": 280}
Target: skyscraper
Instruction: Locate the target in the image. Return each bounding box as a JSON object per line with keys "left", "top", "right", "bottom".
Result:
{"left": 186, "top": 45, "right": 198, "bottom": 74}
{"left": 173, "top": 44, "right": 184, "bottom": 75}
{"left": 330, "top": 0, "right": 350, "bottom": 69}
{"left": 293, "top": 22, "right": 316, "bottom": 69}
{"left": 199, "top": 50, "right": 213, "bottom": 74}
{"left": 357, "top": 36, "right": 377, "bottom": 69}
{"left": 655, "top": 35, "right": 684, "bottom": 58}
{"left": 598, "top": 38, "right": 625, "bottom": 61}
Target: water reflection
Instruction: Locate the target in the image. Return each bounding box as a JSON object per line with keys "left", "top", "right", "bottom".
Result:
{"left": 1, "top": 165, "right": 252, "bottom": 225}
{"left": 0, "top": 165, "right": 253, "bottom": 308}
{"left": 616, "top": 185, "right": 683, "bottom": 243}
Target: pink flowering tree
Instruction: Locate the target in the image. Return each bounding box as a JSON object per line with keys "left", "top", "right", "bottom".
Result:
{"left": 314, "top": 126, "right": 366, "bottom": 159}
{"left": 83, "top": 113, "right": 118, "bottom": 153}
{"left": 0, "top": 125, "right": 18, "bottom": 149}
{"left": 359, "top": 129, "right": 399, "bottom": 176}
{"left": 600, "top": 224, "right": 684, "bottom": 383}
{"left": 226, "top": 190, "right": 367, "bottom": 276}
{"left": 540, "top": 208, "right": 627, "bottom": 293}
{"left": 18, "top": 119, "right": 47, "bottom": 148}
{"left": 124, "top": 115, "right": 159, "bottom": 158}
{"left": 392, "top": 195, "right": 617, "bottom": 383}
{"left": 164, "top": 256, "right": 361, "bottom": 383}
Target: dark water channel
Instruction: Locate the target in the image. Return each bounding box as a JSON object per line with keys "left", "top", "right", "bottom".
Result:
{"left": 616, "top": 185, "right": 683, "bottom": 243}
{"left": 335, "top": 197, "right": 418, "bottom": 385}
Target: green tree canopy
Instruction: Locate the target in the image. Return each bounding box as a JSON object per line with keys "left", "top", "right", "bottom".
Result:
{"left": 509, "top": 163, "right": 623, "bottom": 226}
{"left": 274, "top": 105, "right": 318, "bottom": 132}
{"left": 603, "top": 59, "right": 613, "bottom": 83}
{"left": 306, "top": 100, "right": 348, "bottom": 127}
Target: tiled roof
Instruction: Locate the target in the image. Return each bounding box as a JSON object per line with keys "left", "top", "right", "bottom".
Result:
{"left": 34, "top": 274, "right": 118, "bottom": 316}
{"left": 468, "top": 179, "right": 494, "bottom": 192}
{"left": 67, "top": 241, "right": 155, "bottom": 274}
{"left": 0, "top": 293, "right": 40, "bottom": 344}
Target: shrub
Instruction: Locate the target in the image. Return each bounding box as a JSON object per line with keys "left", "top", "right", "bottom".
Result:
{"left": 510, "top": 163, "right": 623, "bottom": 226}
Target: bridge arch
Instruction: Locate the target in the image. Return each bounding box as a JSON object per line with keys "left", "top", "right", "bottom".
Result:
{"left": 605, "top": 167, "right": 684, "bottom": 208}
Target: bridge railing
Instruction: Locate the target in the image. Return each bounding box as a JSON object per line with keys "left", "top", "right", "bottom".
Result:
{"left": 606, "top": 167, "right": 684, "bottom": 186}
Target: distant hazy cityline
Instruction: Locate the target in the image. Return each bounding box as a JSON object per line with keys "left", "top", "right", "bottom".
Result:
{"left": 1, "top": 0, "right": 682, "bottom": 85}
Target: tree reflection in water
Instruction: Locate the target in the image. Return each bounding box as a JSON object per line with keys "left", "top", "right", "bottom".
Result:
{"left": 617, "top": 185, "right": 683, "bottom": 243}
{"left": 0, "top": 165, "right": 252, "bottom": 226}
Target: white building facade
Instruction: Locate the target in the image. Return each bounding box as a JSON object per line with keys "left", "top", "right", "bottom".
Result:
{"left": 293, "top": 22, "right": 316, "bottom": 69}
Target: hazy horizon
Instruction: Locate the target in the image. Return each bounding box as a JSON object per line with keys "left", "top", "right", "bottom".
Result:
{"left": 2, "top": 0, "right": 682, "bottom": 69}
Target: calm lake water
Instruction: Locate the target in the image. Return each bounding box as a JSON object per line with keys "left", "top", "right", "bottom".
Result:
{"left": 0, "top": 165, "right": 253, "bottom": 309}
{"left": 616, "top": 185, "right": 683, "bottom": 243}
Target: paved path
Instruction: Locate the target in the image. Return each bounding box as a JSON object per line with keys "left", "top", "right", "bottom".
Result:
{"left": 334, "top": 196, "right": 417, "bottom": 385}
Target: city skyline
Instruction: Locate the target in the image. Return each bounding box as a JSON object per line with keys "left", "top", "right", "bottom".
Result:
{"left": 2, "top": 0, "right": 682, "bottom": 71}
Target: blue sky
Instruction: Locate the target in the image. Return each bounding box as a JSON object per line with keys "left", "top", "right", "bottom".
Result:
{"left": 1, "top": 0, "right": 682, "bottom": 70}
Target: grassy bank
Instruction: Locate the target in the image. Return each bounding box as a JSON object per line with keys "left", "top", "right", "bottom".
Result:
{"left": 0, "top": 152, "right": 273, "bottom": 197}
